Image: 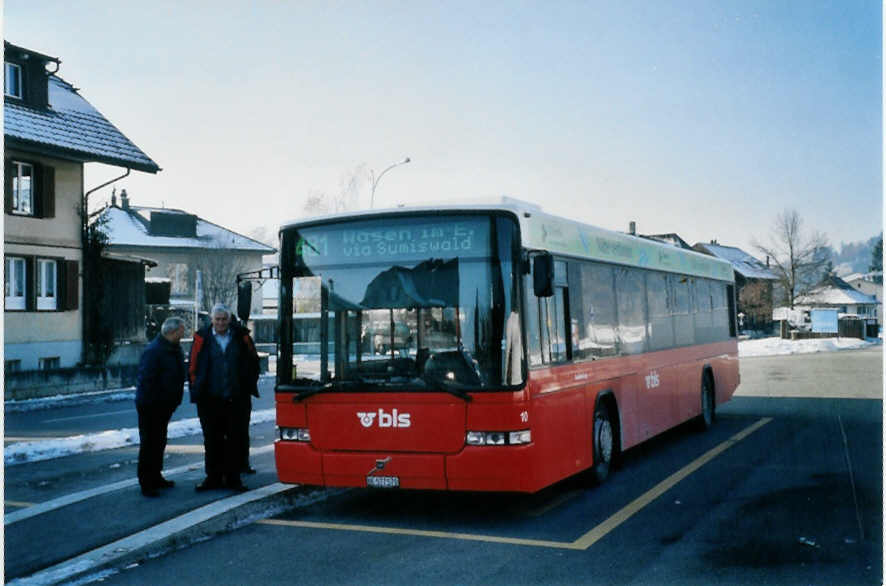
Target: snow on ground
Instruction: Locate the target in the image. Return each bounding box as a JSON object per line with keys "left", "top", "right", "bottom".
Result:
{"left": 4, "top": 338, "right": 880, "bottom": 466}
{"left": 4, "top": 409, "right": 276, "bottom": 467}
{"left": 738, "top": 336, "right": 880, "bottom": 358}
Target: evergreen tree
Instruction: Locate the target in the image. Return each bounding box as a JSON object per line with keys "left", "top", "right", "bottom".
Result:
{"left": 870, "top": 235, "right": 883, "bottom": 272}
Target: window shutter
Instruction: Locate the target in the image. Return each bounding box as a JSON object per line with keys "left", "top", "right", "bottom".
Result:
{"left": 41, "top": 165, "right": 55, "bottom": 218}
{"left": 64, "top": 260, "right": 79, "bottom": 310}
{"left": 25, "top": 257, "right": 35, "bottom": 311}
{"left": 4, "top": 159, "right": 12, "bottom": 214}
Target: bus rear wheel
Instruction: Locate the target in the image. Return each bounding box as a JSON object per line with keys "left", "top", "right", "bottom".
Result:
{"left": 590, "top": 403, "right": 616, "bottom": 484}
{"left": 696, "top": 373, "right": 715, "bottom": 431}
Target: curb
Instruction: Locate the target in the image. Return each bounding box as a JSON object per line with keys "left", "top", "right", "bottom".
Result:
{"left": 9, "top": 483, "right": 331, "bottom": 586}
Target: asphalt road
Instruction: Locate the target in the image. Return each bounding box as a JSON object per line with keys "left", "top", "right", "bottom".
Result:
{"left": 85, "top": 346, "right": 882, "bottom": 586}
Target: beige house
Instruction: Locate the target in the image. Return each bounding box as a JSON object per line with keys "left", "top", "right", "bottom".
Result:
{"left": 844, "top": 271, "right": 882, "bottom": 325}
{"left": 97, "top": 191, "right": 275, "bottom": 317}
{"left": 4, "top": 42, "right": 159, "bottom": 372}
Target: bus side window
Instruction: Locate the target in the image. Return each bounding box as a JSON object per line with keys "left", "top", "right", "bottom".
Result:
{"left": 524, "top": 274, "right": 543, "bottom": 366}
{"left": 671, "top": 274, "right": 694, "bottom": 347}
{"left": 615, "top": 267, "right": 647, "bottom": 355}
{"left": 530, "top": 259, "right": 569, "bottom": 365}
{"left": 570, "top": 261, "right": 618, "bottom": 360}
{"left": 549, "top": 261, "right": 569, "bottom": 362}
{"left": 647, "top": 270, "right": 675, "bottom": 351}
{"left": 712, "top": 281, "right": 730, "bottom": 341}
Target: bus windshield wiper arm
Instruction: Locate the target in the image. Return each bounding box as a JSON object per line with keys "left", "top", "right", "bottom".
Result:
{"left": 430, "top": 381, "right": 473, "bottom": 402}
{"left": 294, "top": 383, "right": 332, "bottom": 402}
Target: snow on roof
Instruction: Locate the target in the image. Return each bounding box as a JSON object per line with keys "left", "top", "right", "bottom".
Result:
{"left": 4, "top": 76, "right": 160, "bottom": 173}
{"left": 844, "top": 271, "right": 882, "bottom": 284}
{"left": 795, "top": 276, "right": 879, "bottom": 306}
{"left": 694, "top": 243, "right": 780, "bottom": 280}
{"left": 100, "top": 205, "right": 276, "bottom": 253}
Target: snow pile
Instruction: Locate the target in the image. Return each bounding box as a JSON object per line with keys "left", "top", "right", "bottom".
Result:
{"left": 739, "top": 336, "right": 879, "bottom": 358}
{"left": 4, "top": 409, "right": 276, "bottom": 466}
{"left": 5, "top": 389, "right": 136, "bottom": 413}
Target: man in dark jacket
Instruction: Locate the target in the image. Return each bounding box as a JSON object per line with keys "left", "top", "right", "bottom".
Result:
{"left": 189, "top": 303, "right": 260, "bottom": 492}
{"left": 136, "top": 316, "right": 186, "bottom": 497}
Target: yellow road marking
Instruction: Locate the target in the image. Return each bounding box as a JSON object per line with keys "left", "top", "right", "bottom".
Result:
{"left": 259, "top": 417, "right": 773, "bottom": 550}
{"left": 572, "top": 417, "right": 772, "bottom": 549}
{"left": 259, "top": 518, "right": 579, "bottom": 549}
{"left": 5, "top": 501, "right": 35, "bottom": 508}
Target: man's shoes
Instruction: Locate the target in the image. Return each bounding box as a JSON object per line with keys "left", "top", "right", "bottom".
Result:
{"left": 226, "top": 482, "right": 249, "bottom": 493}
{"left": 242, "top": 466, "right": 257, "bottom": 475}
{"left": 141, "top": 487, "right": 160, "bottom": 497}
{"left": 195, "top": 478, "right": 223, "bottom": 492}
{"left": 157, "top": 477, "right": 175, "bottom": 488}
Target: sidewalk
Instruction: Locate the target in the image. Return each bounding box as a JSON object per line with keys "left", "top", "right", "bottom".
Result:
{"left": 3, "top": 381, "right": 328, "bottom": 585}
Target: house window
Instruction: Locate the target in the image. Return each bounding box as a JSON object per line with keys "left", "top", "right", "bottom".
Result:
{"left": 4, "top": 62, "right": 22, "bottom": 99}
{"left": 38, "top": 357, "right": 60, "bottom": 370}
{"left": 5, "top": 257, "right": 26, "bottom": 310}
{"left": 10, "top": 161, "right": 34, "bottom": 215}
{"left": 5, "top": 359, "right": 22, "bottom": 375}
{"left": 37, "top": 259, "right": 58, "bottom": 310}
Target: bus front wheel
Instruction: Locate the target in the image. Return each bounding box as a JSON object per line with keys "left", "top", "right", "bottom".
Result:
{"left": 590, "top": 403, "right": 615, "bottom": 484}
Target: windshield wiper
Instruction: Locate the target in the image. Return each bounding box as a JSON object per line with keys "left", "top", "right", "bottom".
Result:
{"left": 424, "top": 379, "right": 473, "bottom": 402}
{"left": 293, "top": 382, "right": 332, "bottom": 402}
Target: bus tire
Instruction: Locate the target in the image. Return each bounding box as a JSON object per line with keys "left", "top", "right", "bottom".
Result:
{"left": 590, "top": 402, "right": 616, "bottom": 484}
{"left": 696, "top": 372, "right": 716, "bottom": 431}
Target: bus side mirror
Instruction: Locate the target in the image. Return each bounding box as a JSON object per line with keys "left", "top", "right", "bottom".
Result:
{"left": 237, "top": 281, "right": 253, "bottom": 323}
{"left": 533, "top": 253, "right": 554, "bottom": 298}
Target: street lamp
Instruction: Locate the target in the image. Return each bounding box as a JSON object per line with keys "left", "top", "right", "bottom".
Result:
{"left": 369, "top": 156, "right": 411, "bottom": 209}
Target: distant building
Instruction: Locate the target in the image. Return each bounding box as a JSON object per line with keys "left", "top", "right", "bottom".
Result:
{"left": 4, "top": 42, "right": 159, "bottom": 372}
{"left": 641, "top": 233, "right": 693, "bottom": 250}
{"left": 795, "top": 275, "right": 880, "bottom": 324}
{"left": 844, "top": 271, "right": 883, "bottom": 326}
{"left": 693, "top": 241, "right": 780, "bottom": 332}
{"left": 97, "top": 192, "right": 276, "bottom": 316}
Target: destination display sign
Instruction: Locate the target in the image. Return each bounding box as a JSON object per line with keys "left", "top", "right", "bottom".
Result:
{"left": 294, "top": 216, "right": 491, "bottom": 266}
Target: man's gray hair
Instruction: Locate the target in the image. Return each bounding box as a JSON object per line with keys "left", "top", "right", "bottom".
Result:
{"left": 160, "top": 316, "right": 186, "bottom": 336}
{"left": 210, "top": 303, "right": 231, "bottom": 317}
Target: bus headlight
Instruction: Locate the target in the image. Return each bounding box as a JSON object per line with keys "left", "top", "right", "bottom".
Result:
{"left": 466, "top": 430, "right": 531, "bottom": 446}
{"left": 279, "top": 427, "right": 311, "bottom": 442}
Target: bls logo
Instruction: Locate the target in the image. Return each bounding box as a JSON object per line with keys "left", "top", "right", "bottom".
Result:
{"left": 645, "top": 371, "right": 660, "bottom": 389}
{"left": 356, "top": 409, "right": 411, "bottom": 428}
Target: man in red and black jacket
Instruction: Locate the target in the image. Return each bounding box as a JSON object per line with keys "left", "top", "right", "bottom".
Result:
{"left": 189, "top": 303, "right": 259, "bottom": 492}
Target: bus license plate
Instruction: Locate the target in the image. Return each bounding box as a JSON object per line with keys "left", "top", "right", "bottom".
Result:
{"left": 366, "top": 475, "right": 399, "bottom": 489}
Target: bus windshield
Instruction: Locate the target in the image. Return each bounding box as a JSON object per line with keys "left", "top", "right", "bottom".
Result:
{"left": 279, "top": 213, "right": 523, "bottom": 392}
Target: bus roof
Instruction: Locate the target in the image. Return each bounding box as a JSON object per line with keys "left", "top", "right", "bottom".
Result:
{"left": 280, "top": 198, "right": 735, "bottom": 282}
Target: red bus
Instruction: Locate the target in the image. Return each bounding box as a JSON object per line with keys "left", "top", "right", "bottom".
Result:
{"left": 270, "top": 200, "right": 739, "bottom": 492}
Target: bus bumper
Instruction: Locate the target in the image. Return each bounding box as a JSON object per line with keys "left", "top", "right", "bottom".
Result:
{"left": 275, "top": 441, "right": 447, "bottom": 490}
{"left": 446, "top": 445, "right": 535, "bottom": 492}
{"left": 275, "top": 441, "right": 536, "bottom": 492}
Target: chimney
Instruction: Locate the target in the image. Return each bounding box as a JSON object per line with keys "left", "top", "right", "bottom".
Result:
{"left": 766, "top": 256, "right": 770, "bottom": 267}
{"left": 120, "top": 189, "right": 130, "bottom": 210}
{"left": 111, "top": 189, "right": 117, "bottom": 207}
{"left": 628, "top": 221, "right": 636, "bottom": 236}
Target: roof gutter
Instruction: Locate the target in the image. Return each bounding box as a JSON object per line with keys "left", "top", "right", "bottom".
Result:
{"left": 83, "top": 168, "right": 130, "bottom": 234}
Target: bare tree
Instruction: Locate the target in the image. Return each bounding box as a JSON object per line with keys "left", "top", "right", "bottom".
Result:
{"left": 191, "top": 244, "right": 252, "bottom": 313}
{"left": 754, "top": 209, "right": 830, "bottom": 308}
{"left": 303, "top": 164, "right": 366, "bottom": 215}
{"left": 246, "top": 225, "right": 278, "bottom": 248}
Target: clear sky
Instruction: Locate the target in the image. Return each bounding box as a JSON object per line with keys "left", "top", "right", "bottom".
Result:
{"left": 5, "top": 1, "right": 882, "bottom": 254}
